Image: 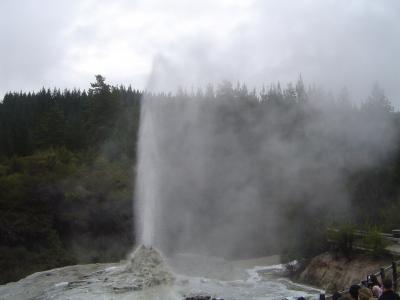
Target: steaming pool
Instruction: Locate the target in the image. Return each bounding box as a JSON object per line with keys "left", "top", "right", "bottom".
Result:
{"left": 0, "top": 252, "right": 324, "bottom": 300}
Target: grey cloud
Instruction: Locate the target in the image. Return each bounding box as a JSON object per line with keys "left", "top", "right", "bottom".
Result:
{"left": 0, "top": 0, "right": 81, "bottom": 94}
{"left": 1, "top": 0, "right": 400, "bottom": 107}
{"left": 150, "top": 0, "right": 400, "bottom": 105}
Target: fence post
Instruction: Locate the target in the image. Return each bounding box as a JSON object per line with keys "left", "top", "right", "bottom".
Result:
{"left": 393, "top": 262, "right": 398, "bottom": 292}
{"left": 381, "top": 267, "right": 386, "bottom": 281}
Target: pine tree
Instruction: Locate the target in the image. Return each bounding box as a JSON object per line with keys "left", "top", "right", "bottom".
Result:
{"left": 86, "top": 75, "right": 120, "bottom": 145}
{"left": 362, "top": 83, "right": 393, "bottom": 114}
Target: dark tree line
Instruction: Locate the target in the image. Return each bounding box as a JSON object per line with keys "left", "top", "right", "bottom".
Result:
{"left": 0, "top": 75, "right": 399, "bottom": 284}
{"left": 0, "top": 75, "right": 141, "bottom": 158}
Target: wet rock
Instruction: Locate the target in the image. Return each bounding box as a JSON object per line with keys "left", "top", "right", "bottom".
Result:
{"left": 184, "top": 294, "right": 211, "bottom": 300}
{"left": 126, "top": 244, "right": 175, "bottom": 289}
{"left": 183, "top": 295, "right": 225, "bottom": 300}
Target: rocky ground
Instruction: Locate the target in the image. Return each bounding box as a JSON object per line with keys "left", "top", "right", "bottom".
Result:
{"left": 0, "top": 246, "right": 180, "bottom": 300}
{"left": 298, "top": 252, "right": 392, "bottom": 292}
{"left": 0, "top": 248, "right": 324, "bottom": 300}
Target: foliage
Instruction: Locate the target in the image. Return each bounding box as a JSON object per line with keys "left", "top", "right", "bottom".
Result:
{"left": 363, "top": 227, "right": 388, "bottom": 257}
{"left": 327, "top": 224, "right": 355, "bottom": 257}
{"left": 0, "top": 148, "right": 134, "bottom": 283}
{"left": 280, "top": 202, "right": 329, "bottom": 263}
{"left": 0, "top": 76, "right": 141, "bottom": 158}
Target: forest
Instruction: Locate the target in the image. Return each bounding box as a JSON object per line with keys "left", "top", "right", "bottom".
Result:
{"left": 1, "top": 75, "right": 399, "bottom": 284}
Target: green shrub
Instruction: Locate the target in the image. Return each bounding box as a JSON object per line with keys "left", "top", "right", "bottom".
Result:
{"left": 327, "top": 224, "right": 355, "bottom": 256}
{"left": 363, "top": 227, "right": 388, "bottom": 257}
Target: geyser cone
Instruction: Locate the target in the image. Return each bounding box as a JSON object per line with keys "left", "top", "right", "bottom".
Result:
{"left": 126, "top": 244, "right": 174, "bottom": 289}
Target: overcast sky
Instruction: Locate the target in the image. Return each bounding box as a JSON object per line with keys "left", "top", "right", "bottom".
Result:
{"left": 1, "top": 0, "right": 399, "bottom": 105}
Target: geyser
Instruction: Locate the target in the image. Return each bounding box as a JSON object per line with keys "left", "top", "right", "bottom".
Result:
{"left": 134, "top": 79, "right": 397, "bottom": 259}
{"left": 135, "top": 97, "right": 161, "bottom": 247}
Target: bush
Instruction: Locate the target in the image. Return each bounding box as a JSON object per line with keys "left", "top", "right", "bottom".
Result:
{"left": 327, "top": 224, "right": 355, "bottom": 257}
{"left": 0, "top": 149, "right": 134, "bottom": 284}
{"left": 363, "top": 227, "right": 388, "bottom": 257}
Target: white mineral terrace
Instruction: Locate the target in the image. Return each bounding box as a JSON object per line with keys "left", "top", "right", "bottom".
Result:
{"left": 0, "top": 246, "right": 323, "bottom": 300}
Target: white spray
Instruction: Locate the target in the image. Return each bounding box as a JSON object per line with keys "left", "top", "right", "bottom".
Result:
{"left": 135, "top": 97, "right": 161, "bottom": 247}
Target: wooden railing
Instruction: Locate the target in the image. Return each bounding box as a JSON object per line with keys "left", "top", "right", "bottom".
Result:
{"left": 321, "top": 260, "right": 400, "bottom": 300}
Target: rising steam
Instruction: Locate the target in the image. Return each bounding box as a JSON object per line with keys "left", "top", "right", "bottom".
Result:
{"left": 135, "top": 59, "right": 397, "bottom": 258}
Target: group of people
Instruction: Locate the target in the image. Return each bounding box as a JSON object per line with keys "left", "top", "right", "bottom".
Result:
{"left": 332, "top": 276, "right": 400, "bottom": 300}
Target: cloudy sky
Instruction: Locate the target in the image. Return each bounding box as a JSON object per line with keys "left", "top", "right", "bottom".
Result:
{"left": 1, "top": 0, "right": 399, "bottom": 105}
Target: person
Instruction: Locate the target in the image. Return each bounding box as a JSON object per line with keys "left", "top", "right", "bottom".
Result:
{"left": 333, "top": 292, "right": 342, "bottom": 300}
{"left": 373, "top": 285, "right": 383, "bottom": 298}
{"left": 358, "top": 287, "right": 373, "bottom": 300}
{"left": 378, "top": 278, "right": 400, "bottom": 300}
{"left": 350, "top": 285, "right": 362, "bottom": 300}
{"left": 370, "top": 275, "right": 382, "bottom": 288}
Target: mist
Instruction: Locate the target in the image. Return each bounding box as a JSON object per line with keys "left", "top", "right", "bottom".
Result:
{"left": 135, "top": 74, "right": 398, "bottom": 259}
{"left": 129, "top": 1, "right": 400, "bottom": 260}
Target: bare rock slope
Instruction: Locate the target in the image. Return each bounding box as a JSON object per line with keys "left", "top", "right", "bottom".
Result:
{"left": 299, "top": 252, "right": 391, "bottom": 292}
